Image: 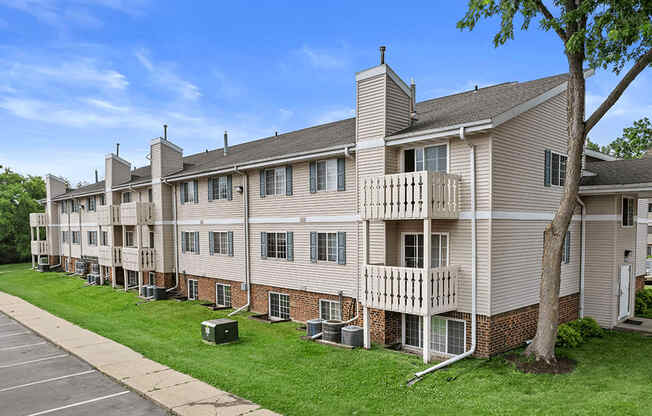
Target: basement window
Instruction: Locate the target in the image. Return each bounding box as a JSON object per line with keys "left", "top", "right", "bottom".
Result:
{"left": 319, "top": 299, "right": 341, "bottom": 321}
{"left": 216, "top": 283, "right": 231, "bottom": 307}
{"left": 148, "top": 272, "right": 155, "bottom": 286}
{"left": 127, "top": 270, "right": 138, "bottom": 287}
{"left": 188, "top": 279, "right": 198, "bottom": 300}
{"left": 269, "top": 292, "right": 289, "bottom": 320}
{"left": 403, "top": 315, "right": 466, "bottom": 356}
{"left": 405, "top": 314, "right": 422, "bottom": 348}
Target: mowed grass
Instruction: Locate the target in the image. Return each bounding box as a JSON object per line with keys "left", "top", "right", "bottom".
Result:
{"left": 1, "top": 263, "right": 651, "bottom": 416}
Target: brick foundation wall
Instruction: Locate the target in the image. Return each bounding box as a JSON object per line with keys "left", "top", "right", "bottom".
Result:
{"left": 636, "top": 274, "right": 646, "bottom": 293}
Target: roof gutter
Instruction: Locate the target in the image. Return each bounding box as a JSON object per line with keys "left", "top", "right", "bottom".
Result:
{"left": 579, "top": 183, "right": 652, "bottom": 194}
{"left": 385, "top": 119, "right": 493, "bottom": 147}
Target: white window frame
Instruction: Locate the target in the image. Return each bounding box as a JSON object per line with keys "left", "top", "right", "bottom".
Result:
{"left": 101, "top": 231, "right": 108, "bottom": 246}
{"left": 268, "top": 292, "right": 290, "bottom": 320}
{"left": 125, "top": 230, "right": 135, "bottom": 247}
{"left": 215, "top": 283, "right": 232, "bottom": 307}
{"left": 561, "top": 232, "right": 570, "bottom": 264}
{"left": 72, "top": 231, "right": 80, "bottom": 245}
{"left": 319, "top": 299, "right": 341, "bottom": 321}
{"left": 61, "top": 231, "right": 67, "bottom": 244}
{"left": 264, "top": 167, "right": 286, "bottom": 196}
{"left": 210, "top": 231, "right": 229, "bottom": 255}
{"left": 148, "top": 271, "right": 155, "bottom": 286}
{"left": 266, "top": 232, "right": 287, "bottom": 259}
{"left": 211, "top": 176, "right": 230, "bottom": 200}
{"left": 88, "top": 231, "right": 97, "bottom": 246}
{"left": 401, "top": 315, "right": 466, "bottom": 357}
{"left": 316, "top": 158, "right": 338, "bottom": 192}
{"left": 181, "top": 231, "right": 200, "bottom": 254}
{"left": 122, "top": 192, "right": 131, "bottom": 203}
{"left": 188, "top": 279, "right": 198, "bottom": 300}
{"left": 181, "top": 181, "right": 197, "bottom": 204}
{"left": 400, "top": 232, "right": 450, "bottom": 268}
{"left": 316, "top": 232, "right": 338, "bottom": 262}
{"left": 550, "top": 151, "right": 568, "bottom": 187}
{"left": 88, "top": 196, "right": 96, "bottom": 211}
{"left": 622, "top": 197, "right": 635, "bottom": 228}
{"left": 402, "top": 142, "right": 449, "bottom": 173}
{"left": 71, "top": 199, "right": 80, "bottom": 213}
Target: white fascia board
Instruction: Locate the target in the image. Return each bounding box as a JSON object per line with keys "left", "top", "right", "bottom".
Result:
{"left": 385, "top": 65, "right": 411, "bottom": 96}
{"left": 583, "top": 148, "right": 617, "bottom": 161}
{"left": 492, "top": 81, "right": 568, "bottom": 127}
{"left": 105, "top": 153, "right": 131, "bottom": 167}
{"left": 385, "top": 120, "right": 492, "bottom": 147}
{"left": 355, "top": 64, "right": 386, "bottom": 81}
{"left": 111, "top": 181, "right": 152, "bottom": 191}
{"left": 150, "top": 138, "right": 183, "bottom": 154}
{"left": 579, "top": 183, "right": 652, "bottom": 195}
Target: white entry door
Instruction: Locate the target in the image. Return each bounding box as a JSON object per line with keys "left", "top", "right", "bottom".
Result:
{"left": 619, "top": 264, "right": 631, "bottom": 320}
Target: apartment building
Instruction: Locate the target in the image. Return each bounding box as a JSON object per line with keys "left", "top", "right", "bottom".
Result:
{"left": 29, "top": 51, "right": 650, "bottom": 362}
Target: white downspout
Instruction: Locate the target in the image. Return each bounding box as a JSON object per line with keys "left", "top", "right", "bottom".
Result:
{"left": 164, "top": 180, "right": 179, "bottom": 292}
{"left": 229, "top": 169, "right": 251, "bottom": 316}
{"left": 576, "top": 196, "right": 586, "bottom": 318}
{"left": 409, "top": 126, "right": 477, "bottom": 384}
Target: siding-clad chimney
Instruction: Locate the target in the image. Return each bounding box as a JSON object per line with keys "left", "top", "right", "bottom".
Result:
{"left": 150, "top": 129, "right": 183, "bottom": 179}
{"left": 105, "top": 153, "right": 131, "bottom": 190}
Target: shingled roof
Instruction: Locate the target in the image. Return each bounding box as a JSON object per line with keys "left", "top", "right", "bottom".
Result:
{"left": 581, "top": 158, "right": 652, "bottom": 186}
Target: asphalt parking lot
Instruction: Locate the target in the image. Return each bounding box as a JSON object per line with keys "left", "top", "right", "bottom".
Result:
{"left": 0, "top": 312, "right": 169, "bottom": 416}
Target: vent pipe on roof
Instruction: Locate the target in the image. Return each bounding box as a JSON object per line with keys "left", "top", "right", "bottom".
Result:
{"left": 116, "top": 143, "right": 120, "bottom": 157}
{"left": 224, "top": 131, "right": 228, "bottom": 156}
{"left": 410, "top": 78, "right": 417, "bottom": 123}
{"left": 95, "top": 169, "right": 98, "bottom": 184}
{"left": 164, "top": 124, "right": 168, "bottom": 140}
{"left": 379, "top": 46, "right": 386, "bottom": 65}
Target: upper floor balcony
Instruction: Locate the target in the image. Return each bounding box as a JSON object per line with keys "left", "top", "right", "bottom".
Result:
{"left": 359, "top": 171, "right": 460, "bottom": 221}
{"left": 119, "top": 202, "right": 153, "bottom": 225}
{"left": 29, "top": 213, "right": 48, "bottom": 227}
{"left": 361, "top": 264, "right": 459, "bottom": 316}
{"left": 31, "top": 240, "right": 48, "bottom": 256}
{"left": 97, "top": 205, "right": 121, "bottom": 226}
{"left": 99, "top": 246, "right": 122, "bottom": 267}
{"left": 122, "top": 247, "right": 155, "bottom": 271}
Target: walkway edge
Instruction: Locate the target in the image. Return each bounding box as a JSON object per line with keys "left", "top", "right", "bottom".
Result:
{"left": 0, "top": 291, "right": 280, "bottom": 416}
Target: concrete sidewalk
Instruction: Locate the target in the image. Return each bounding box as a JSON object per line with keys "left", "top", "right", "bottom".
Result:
{"left": 0, "top": 291, "right": 280, "bottom": 416}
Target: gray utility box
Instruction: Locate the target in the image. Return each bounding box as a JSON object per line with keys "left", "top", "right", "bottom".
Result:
{"left": 201, "top": 319, "right": 238, "bottom": 344}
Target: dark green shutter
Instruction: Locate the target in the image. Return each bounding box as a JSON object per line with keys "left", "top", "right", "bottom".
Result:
{"left": 309, "top": 161, "right": 317, "bottom": 193}
{"left": 337, "top": 158, "right": 345, "bottom": 191}
{"left": 193, "top": 180, "right": 199, "bottom": 203}
{"left": 228, "top": 231, "right": 233, "bottom": 256}
{"left": 208, "top": 178, "right": 214, "bottom": 201}
{"left": 286, "top": 232, "right": 293, "bottom": 261}
{"left": 260, "top": 170, "right": 266, "bottom": 197}
{"left": 565, "top": 231, "right": 571, "bottom": 264}
{"left": 181, "top": 232, "right": 186, "bottom": 253}
{"left": 227, "top": 175, "right": 233, "bottom": 200}
{"left": 261, "top": 232, "right": 267, "bottom": 258}
{"left": 544, "top": 150, "right": 551, "bottom": 187}
{"left": 180, "top": 183, "right": 185, "bottom": 204}
{"left": 337, "top": 232, "right": 346, "bottom": 265}
{"left": 310, "top": 232, "right": 317, "bottom": 263}
{"left": 286, "top": 166, "right": 293, "bottom": 196}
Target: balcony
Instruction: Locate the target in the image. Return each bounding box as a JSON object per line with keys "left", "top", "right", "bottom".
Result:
{"left": 99, "top": 246, "right": 122, "bottom": 267}
{"left": 29, "top": 213, "right": 47, "bottom": 227}
{"left": 122, "top": 247, "right": 155, "bottom": 271}
{"left": 97, "top": 205, "right": 121, "bottom": 225}
{"left": 359, "top": 171, "right": 460, "bottom": 220}
{"left": 361, "top": 265, "right": 459, "bottom": 316}
{"left": 31, "top": 240, "right": 48, "bottom": 256}
{"left": 120, "top": 202, "right": 153, "bottom": 225}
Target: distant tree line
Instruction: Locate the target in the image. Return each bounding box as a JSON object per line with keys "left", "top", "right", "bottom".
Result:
{"left": 586, "top": 117, "right": 652, "bottom": 159}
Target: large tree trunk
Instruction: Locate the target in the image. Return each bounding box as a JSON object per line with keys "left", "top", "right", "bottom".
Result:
{"left": 524, "top": 52, "right": 586, "bottom": 363}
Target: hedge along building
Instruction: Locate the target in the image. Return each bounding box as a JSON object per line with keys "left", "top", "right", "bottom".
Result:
{"left": 30, "top": 49, "right": 649, "bottom": 362}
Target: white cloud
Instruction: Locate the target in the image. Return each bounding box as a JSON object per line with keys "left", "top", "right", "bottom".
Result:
{"left": 135, "top": 49, "right": 201, "bottom": 101}
{"left": 298, "top": 46, "right": 346, "bottom": 69}
{"left": 312, "top": 107, "right": 354, "bottom": 124}
{"left": 84, "top": 98, "right": 128, "bottom": 112}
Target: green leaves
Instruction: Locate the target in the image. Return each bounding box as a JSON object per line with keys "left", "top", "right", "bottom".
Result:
{"left": 604, "top": 117, "right": 652, "bottom": 159}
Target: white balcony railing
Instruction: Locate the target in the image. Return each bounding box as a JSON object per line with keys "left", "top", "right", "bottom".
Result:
{"left": 122, "top": 247, "right": 155, "bottom": 271}
{"left": 359, "top": 171, "right": 460, "bottom": 220}
{"left": 29, "top": 213, "right": 48, "bottom": 227}
{"left": 31, "top": 240, "right": 48, "bottom": 255}
{"left": 120, "top": 202, "right": 153, "bottom": 225}
{"left": 361, "top": 265, "right": 459, "bottom": 316}
{"left": 99, "top": 246, "right": 122, "bottom": 267}
{"left": 97, "top": 205, "right": 121, "bottom": 225}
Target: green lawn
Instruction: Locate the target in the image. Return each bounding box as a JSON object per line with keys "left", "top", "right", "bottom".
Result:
{"left": 1, "top": 263, "right": 650, "bottom": 416}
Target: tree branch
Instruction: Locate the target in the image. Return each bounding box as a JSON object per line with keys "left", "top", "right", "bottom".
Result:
{"left": 585, "top": 48, "right": 652, "bottom": 134}
{"left": 533, "top": 0, "right": 567, "bottom": 42}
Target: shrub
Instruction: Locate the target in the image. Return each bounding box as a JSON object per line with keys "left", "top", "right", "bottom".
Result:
{"left": 638, "top": 289, "right": 652, "bottom": 307}
{"left": 636, "top": 296, "right": 648, "bottom": 316}
{"left": 556, "top": 323, "right": 584, "bottom": 348}
{"left": 576, "top": 317, "right": 604, "bottom": 338}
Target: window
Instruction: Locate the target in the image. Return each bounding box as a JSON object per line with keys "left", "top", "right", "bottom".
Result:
{"left": 72, "top": 231, "right": 80, "bottom": 244}
{"left": 149, "top": 231, "right": 155, "bottom": 248}
{"left": 266, "top": 232, "right": 287, "bottom": 259}
{"left": 404, "top": 145, "right": 447, "bottom": 173}
{"left": 316, "top": 159, "right": 338, "bottom": 191}
{"left": 405, "top": 314, "right": 422, "bottom": 348}
{"left": 60, "top": 201, "right": 66, "bottom": 214}
{"left": 88, "top": 231, "right": 97, "bottom": 246}
{"left": 648, "top": 246, "right": 652, "bottom": 257}
{"left": 216, "top": 284, "right": 231, "bottom": 307}
{"left": 209, "top": 176, "right": 231, "bottom": 200}
{"left": 99, "top": 194, "right": 105, "bottom": 206}
{"left": 148, "top": 188, "right": 153, "bottom": 203}
{"left": 402, "top": 233, "right": 449, "bottom": 268}
{"left": 319, "top": 299, "right": 341, "bottom": 321}
{"left": 188, "top": 279, "right": 198, "bottom": 300}
{"left": 622, "top": 197, "right": 634, "bottom": 227}
{"left": 71, "top": 199, "right": 80, "bottom": 213}
{"left": 101, "top": 231, "right": 108, "bottom": 246}
{"left": 431, "top": 317, "right": 466, "bottom": 355}
{"left": 544, "top": 150, "right": 568, "bottom": 187}
{"left": 148, "top": 272, "right": 155, "bottom": 286}
{"left": 648, "top": 203, "right": 652, "bottom": 213}
{"left": 269, "top": 292, "right": 290, "bottom": 320}
{"left": 125, "top": 231, "right": 135, "bottom": 247}
{"left": 88, "top": 196, "right": 96, "bottom": 211}
{"left": 317, "top": 232, "right": 338, "bottom": 262}
{"left": 61, "top": 231, "right": 67, "bottom": 243}
{"left": 127, "top": 270, "right": 138, "bottom": 287}
{"left": 122, "top": 192, "right": 131, "bottom": 203}
{"left": 561, "top": 231, "right": 571, "bottom": 264}
{"left": 264, "top": 167, "right": 286, "bottom": 196}
{"left": 181, "top": 181, "right": 199, "bottom": 204}
{"left": 209, "top": 231, "right": 231, "bottom": 255}
{"left": 181, "top": 231, "right": 200, "bottom": 254}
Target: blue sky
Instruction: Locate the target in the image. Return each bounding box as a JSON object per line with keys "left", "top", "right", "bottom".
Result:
{"left": 0, "top": 1, "right": 650, "bottom": 184}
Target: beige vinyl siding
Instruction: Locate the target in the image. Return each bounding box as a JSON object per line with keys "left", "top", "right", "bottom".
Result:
{"left": 385, "top": 76, "right": 410, "bottom": 136}
{"left": 491, "top": 217, "right": 580, "bottom": 315}
{"left": 177, "top": 175, "right": 243, "bottom": 219}
{"left": 356, "top": 74, "right": 385, "bottom": 141}
{"left": 636, "top": 198, "right": 648, "bottom": 276}
{"left": 357, "top": 147, "right": 387, "bottom": 266}
{"left": 491, "top": 92, "right": 568, "bottom": 212}
{"left": 249, "top": 223, "right": 358, "bottom": 298}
